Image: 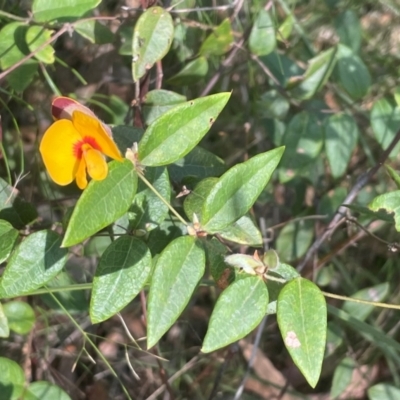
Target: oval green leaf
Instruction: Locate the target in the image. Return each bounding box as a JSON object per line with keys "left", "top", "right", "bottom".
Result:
{"left": 147, "top": 236, "right": 205, "bottom": 349}
{"left": 290, "top": 47, "right": 337, "bottom": 100}
{"left": 249, "top": 10, "right": 276, "bottom": 56}
{"left": 90, "top": 236, "right": 152, "bottom": 323}
{"left": 202, "top": 276, "right": 269, "bottom": 353}
{"left": 26, "top": 26, "right": 55, "bottom": 64}
{"left": 279, "top": 111, "right": 323, "bottom": 181}
{"left": 138, "top": 93, "right": 231, "bottom": 166}
{"left": 132, "top": 6, "right": 174, "bottom": 81}
{"left": 168, "top": 146, "right": 226, "bottom": 183}
{"left": 23, "top": 381, "right": 71, "bottom": 400}
{"left": 201, "top": 147, "right": 284, "bottom": 233}
{"left": 371, "top": 98, "right": 400, "bottom": 158}
{"left": 277, "top": 277, "right": 327, "bottom": 388}
{"left": 0, "top": 220, "right": 18, "bottom": 263}
{"left": 336, "top": 44, "right": 371, "bottom": 100}
{"left": 130, "top": 167, "right": 170, "bottom": 231}
{"left": 167, "top": 57, "right": 208, "bottom": 86}
{"left": 334, "top": 10, "right": 361, "bottom": 53}
{"left": 0, "top": 357, "right": 25, "bottom": 400}
{"left": 32, "top": 0, "right": 101, "bottom": 22}
{"left": 330, "top": 356, "right": 356, "bottom": 399}
{"left": 324, "top": 113, "right": 359, "bottom": 178}
{"left": 368, "top": 191, "right": 400, "bottom": 231}
{"left": 143, "top": 89, "right": 187, "bottom": 125}
{"left": 3, "top": 301, "right": 35, "bottom": 335}
{"left": 74, "top": 20, "right": 114, "bottom": 44}
{"left": 342, "top": 282, "right": 389, "bottom": 321}
{"left": 0, "top": 230, "right": 68, "bottom": 298}
{"left": 62, "top": 160, "right": 137, "bottom": 247}
{"left": 199, "top": 18, "right": 233, "bottom": 57}
{"left": 0, "top": 303, "right": 10, "bottom": 338}
{"left": 368, "top": 383, "right": 400, "bottom": 400}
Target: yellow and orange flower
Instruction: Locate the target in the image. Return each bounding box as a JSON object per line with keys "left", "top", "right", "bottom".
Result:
{"left": 40, "top": 97, "right": 123, "bottom": 189}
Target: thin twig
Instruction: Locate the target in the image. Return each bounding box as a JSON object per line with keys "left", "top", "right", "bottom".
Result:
{"left": 299, "top": 129, "right": 400, "bottom": 271}
{"left": 233, "top": 316, "right": 268, "bottom": 400}
{"left": 145, "top": 355, "right": 200, "bottom": 400}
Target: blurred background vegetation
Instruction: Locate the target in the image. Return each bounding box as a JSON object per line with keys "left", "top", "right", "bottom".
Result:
{"left": 1, "top": 0, "right": 400, "bottom": 399}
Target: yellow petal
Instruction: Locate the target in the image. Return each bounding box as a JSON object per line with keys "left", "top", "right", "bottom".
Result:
{"left": 72, "top": 110, "right": 123, "bottom": 161}
{"left": 75, "top": 157, "right": 88, "bottom": 189}
{"left": 39, "top": 120, "right": 81, "bottom": 186}
{"left": 84, "top": 148, "right": 108, "bottom": 181}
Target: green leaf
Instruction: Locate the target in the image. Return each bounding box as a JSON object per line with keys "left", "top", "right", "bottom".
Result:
{"left": 0, "top": 357, "right": 25, "bottom": 400}
{"left": 0, "top": 22, "right": 38, "bottom": 91}
{"left": 167, "top": 57, "right": 208, "bottom": 86}
{"left": 280, "top": 111, "right": 323, "bottom": 182}
{"left": 336, "top": 44, "right": 371, "bottom": 100}
{"left": 260, "top": 51, "right": 304, "bottom": 88}
{"left": 26, "top": 26, "right": 55, "bottom": 64}
{"left": 132, "top": 6, "right": 174, "bottom": 81}
{"left": 368, "top": 191, "right": 400, "bottom": 231}
{"left": 394, "top": 86, "right": 400, "bottom": 107}
{"left": 3, "top": 301, "right": 35, "bottom": 335}
{"left": 184, "top": 177, "right": 262, "bottom": 246}
{"left": 112, "top": 126, "right": 143, "bottom": 155}
{"left": 147, "top": 236, "right": 205, "bottom": 348}
{"left": 0, "top": 23, "right": 29, "bottom": 69}
{"left": 334, "top": 10, "right": 361, "bottom": 53}
{"left": 91, "top": 236, "right": 152, "bottom": 323}
{"left": 0, "top": 303, "right": 9, "bottom": 338}
{"left": 62, "top": 160, "right": 137, "bottom": 247}
{"left": 0, "top": 230, "right": 68, "bottom": 298}
{"left": 7, "top": 61, "right": 38, "bottom": 92}
{"left": 256, "top": 90, "right": 289, "bottom": 120}
{"left": 130, "top": 167, "right": 170, "bottom": 231}
{"left": 147, "top": 214, "right": 187, "bottom": 256}
{"left": 199, "top": 18, "right": 233, "bottom": 57}
{"left": 290, "top": 47, "right": 337, "bottom": 100}
{"left": 330, "top": 356, "right": 356, "bottom": 399}
{"left": 23, "top": 381, "right": 71, "bottom": 400}
{"left": 143, "top": 90, "right": 187, "bottom": 125}
{"left": 249, "top": 10, "right": 276, "bottom": 56}
{"left": 368, "top": 384, "right": 400, "bottom": 400}
{"left": 329, "top": 304, "right": 400, "bottom": 356}
{"left": 32, "top": 0, "right": 101, "bottom": 22}
{"left": 183, "top": 177, "right": 217, "bottom": 219}
{"left": 0, "top": 220, "right": 18, "bottom": 263}
{"left": 371, "top": 98, "right": 400, "bottom": 157}
{"left": 74, "top": 20, "right": 114, "bottom": 44}
{"left": 202, "top": 276, "right": 269, "bottom": 353}
{"left": 0, "top": 178, "right": 38, "bottom": 229}
{"left": 201, "top": 147, "right": 284, "bottom": 233}
{"left": 342, "top": 283, "right": 389, "bottom": 321}
{"left": 385, "top": 164, "right": 400, "bottom": 189}
{"left": 278, "top": 14, "right": 294, "bottom": 41}
{"left": 168, "top": 146, "right": 226, "bottom": 183}
{"left": 325, "top": 322, "right": 344, "bottom": 358}
{"left": 324, "top": 113, "right": 359, "bottom": 178}
{"left": 218, "top": 215, "right": 263, "bottom": 246}
{"left": 277, "top": 278, "right": 327, "bottom": 388}
{"left": 138, "top": 93, "right": 231, "bottom": 166}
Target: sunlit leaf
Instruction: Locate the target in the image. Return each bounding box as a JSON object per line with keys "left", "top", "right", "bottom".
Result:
{"left": 277, "top": 278, "right": 327, "bottom": 388}
{"left": 202, "top": 276, "right": 269, "bottom": 353}
{"left": 132, "top": 7, "right": 174, "bottom": 81}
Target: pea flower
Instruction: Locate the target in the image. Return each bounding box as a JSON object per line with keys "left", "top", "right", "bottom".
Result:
{"left": 39, "top": 96, "right": 123, "bottom": 189}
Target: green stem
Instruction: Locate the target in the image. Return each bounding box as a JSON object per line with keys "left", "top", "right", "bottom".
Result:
{"left": 49, "top": 293, "right": 133, "bottom": 400}
{"left": 137, "top": 170, "right": 189, "bottom": 227}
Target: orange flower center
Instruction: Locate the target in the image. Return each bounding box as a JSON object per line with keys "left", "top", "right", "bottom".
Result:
{"left": 73, "top": 136, "right": 102, "bottom": 159}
